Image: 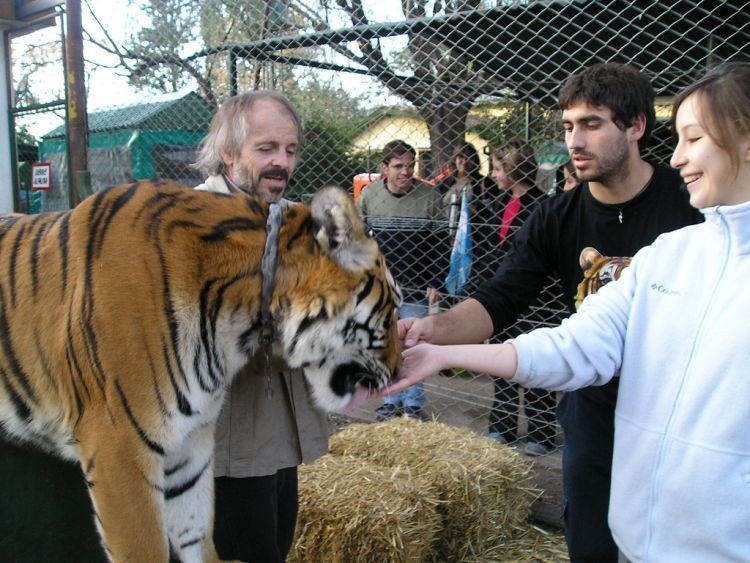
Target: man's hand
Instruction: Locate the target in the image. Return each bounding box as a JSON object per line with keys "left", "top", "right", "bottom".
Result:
{"left": 398, "top": 315, "right": 435, "bottom": 348}
{"left": 400, "top": 298, "right": 493, "bottom": 349}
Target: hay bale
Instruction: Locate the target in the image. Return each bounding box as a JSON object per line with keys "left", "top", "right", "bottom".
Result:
{"left": 289, "top": 454, "right": 442, "bottom": 563}
{"left": 328, "top": 418, "right": 540, "bottom": 561}
{"left": 462, "top": 524, "right": 570, "bottom": 563}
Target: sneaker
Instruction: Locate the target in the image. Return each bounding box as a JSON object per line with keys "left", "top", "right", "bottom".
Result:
{"left": 524, "top": 441, "right": 550, "bottom": 457}
{"left": 375, "top": 403, "right": 402, "bottom": 421}
{"left": 488, "top": 432, "right": 510, "bottom": 445}
{"left": 402, "top": 406, "right": 427, "bottom": 421}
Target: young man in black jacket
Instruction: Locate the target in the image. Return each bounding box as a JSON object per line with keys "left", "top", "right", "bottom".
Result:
{"left": 399, "top": 63, "right": 703, "bottom": 562}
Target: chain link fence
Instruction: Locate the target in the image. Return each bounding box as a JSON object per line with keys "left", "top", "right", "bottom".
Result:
{"left": 8, "top": 0, "right": 749, "bottom": 454}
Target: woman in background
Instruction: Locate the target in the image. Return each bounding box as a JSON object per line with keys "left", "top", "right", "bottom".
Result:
{"left": 482, "top": 140, "right": 558, "bottom": 456}
{"left": 440, "top": 142, "right": 484, "bottom": 224}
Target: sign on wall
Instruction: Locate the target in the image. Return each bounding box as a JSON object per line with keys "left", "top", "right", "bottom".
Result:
{"left": 31, "top": 162, "right": 51, "bottom": 190}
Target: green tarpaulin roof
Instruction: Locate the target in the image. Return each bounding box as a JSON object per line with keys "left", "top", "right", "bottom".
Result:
{"left": 42, "top": 91, "right": 214, "bottom": 139}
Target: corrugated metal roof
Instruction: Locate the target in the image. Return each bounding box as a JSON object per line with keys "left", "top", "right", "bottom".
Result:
{"left": 42, "top": 91, "right": 214, "bottom": 138}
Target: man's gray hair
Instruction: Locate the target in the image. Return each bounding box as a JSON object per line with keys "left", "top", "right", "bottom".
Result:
{"left": 193, "top": 90, "right": 303, "bottom": 176}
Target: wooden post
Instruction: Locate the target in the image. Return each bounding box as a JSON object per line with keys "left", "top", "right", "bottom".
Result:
{"left": 65, "top": 0, "right": 90, "bottom": 207}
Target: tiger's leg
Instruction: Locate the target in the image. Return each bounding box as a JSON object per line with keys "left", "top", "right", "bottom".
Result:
{"left": 164, "top": 423, "right": 223, "bottom": 563}
{"left": 76, "top": 414, "right": 170, "bottom": 562}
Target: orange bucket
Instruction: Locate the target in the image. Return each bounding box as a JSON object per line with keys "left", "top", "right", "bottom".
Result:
{"left": 352, "top": 173, "right": 381, "bottom": 203}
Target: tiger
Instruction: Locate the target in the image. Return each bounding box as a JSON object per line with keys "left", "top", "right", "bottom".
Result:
{"left": 0, "top": 180, "right": 401, "bottom": 563}
{"left": 574, "top": 246, "right": 632, "bottom": 309}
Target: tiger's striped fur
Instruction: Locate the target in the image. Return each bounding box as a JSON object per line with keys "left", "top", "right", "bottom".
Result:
{"left": 0, "top": 180, "right": 400, "bottom": 562}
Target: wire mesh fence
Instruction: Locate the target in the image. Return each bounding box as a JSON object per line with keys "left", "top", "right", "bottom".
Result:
{"left": 8, "top": 0, "right": 749, "bottom": 454}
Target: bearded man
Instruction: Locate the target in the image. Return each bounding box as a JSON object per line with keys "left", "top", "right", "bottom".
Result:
{"left": 193, "top": 90, "right": 329, "bottom": 563}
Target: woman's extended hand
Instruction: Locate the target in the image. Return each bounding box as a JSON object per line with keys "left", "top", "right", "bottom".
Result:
{"left": 378, "top": 343, "right": 445, "bottom": 396}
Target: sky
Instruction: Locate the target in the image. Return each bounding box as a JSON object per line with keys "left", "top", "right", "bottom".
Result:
{"left": 12, "top": 3, "right": 144, "bottom": 137}
{"left": 13, "top": 0, "right": 410, "bottom": 139}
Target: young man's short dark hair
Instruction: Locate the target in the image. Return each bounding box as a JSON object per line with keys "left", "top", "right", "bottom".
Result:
{"left": 381, "top": 140, "right": 416, "bottom": 164}
{"left": 558, "top": 63, "right": 655, "bottom": 152}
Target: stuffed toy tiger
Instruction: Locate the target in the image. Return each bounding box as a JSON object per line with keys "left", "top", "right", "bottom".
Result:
{"left": 0, "top": 180, "right": 401, "bottom": 563}
{"left": 575, "top": 246, "right": 632, "bottom": 309}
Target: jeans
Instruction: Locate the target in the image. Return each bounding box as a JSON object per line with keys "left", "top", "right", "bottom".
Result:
{"left": 382, "top": 301, "right": 428, "bottom": 409}
{"left": 399, "top": 301, "right": 429, "bottom": 319}
{"left": 382, "top": 381, "right": 426, "bottom": 409}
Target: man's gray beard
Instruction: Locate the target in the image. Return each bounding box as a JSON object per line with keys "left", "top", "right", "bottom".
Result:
{"left": 228, "top": 168, "right": 287, "bottom": 202}
{"left": 223, "top": 173, "right": 255, "bottom": 195}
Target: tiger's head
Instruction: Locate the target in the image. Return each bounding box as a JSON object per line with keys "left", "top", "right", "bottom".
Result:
{"left": 273, "top": 186, "right": 402, "bottom": 412}
{"left": 574, "top": 246, "right": 632, "bottom": 309}
{"left": 150, "top": 183, "right": 403, "bottom": 414}
{"left": 182, "top": 184, "right": 402, "bottom": 413}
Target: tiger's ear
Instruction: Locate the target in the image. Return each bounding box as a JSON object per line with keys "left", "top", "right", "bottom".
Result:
{"left": 311, "top": 186, "right": 380, "bottom": 272}
{"left": 579, "top": 246, "right": 603, "bottom": 270}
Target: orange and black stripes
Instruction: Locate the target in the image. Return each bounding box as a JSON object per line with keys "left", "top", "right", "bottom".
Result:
{"left": 0, "top": 180, "right": 400, "bottom": 561}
